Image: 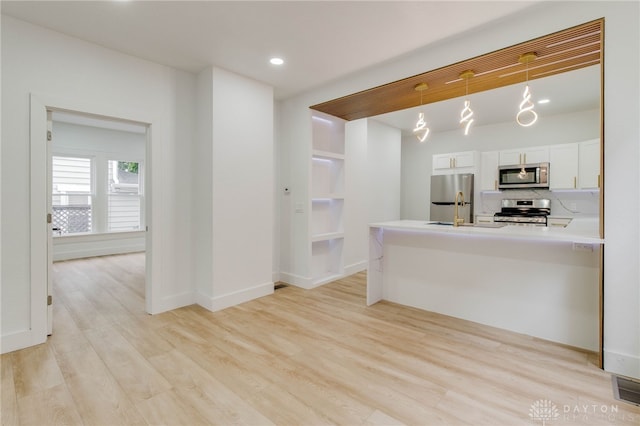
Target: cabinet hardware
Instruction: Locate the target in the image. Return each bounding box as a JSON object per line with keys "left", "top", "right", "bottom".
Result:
{"left": 597, "top": 174, "right": 601, "bottom": 188}
{"left": 574, "top": 176, "right": 577, "bottom": 189}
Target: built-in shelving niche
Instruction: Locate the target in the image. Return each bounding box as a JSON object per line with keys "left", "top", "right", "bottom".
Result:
{"left": 310, "top": 111, "right": 346, "bottom": 286}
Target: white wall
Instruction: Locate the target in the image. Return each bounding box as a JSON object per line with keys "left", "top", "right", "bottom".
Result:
{"left": 279, "top": 2, "right": 639, "bottom": 377}
{"left": 343, "top": 119, "right": 401, "bottom": 277}
{"left": 400, "top": 108, "right": 600, "bottom": 220}
{"left": 1, "top": 16, "right": 195, "bottom": 351}
{"left": 193, "top": 66, "right": 274, "bottom": 311}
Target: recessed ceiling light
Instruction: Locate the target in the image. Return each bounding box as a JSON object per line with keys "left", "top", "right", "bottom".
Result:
{"left": 270, "top": 57, "right": 284, "bottom": 65}
{"left": 538, "top": 99, "right": 550, "bottom": 104}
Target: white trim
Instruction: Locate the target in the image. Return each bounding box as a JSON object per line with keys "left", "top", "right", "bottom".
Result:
{"left": 196, "top": 282, "right": 274, "bottom": 312}
{"left": 29, "top": 95, "right": 49, "bottom": 346}
{"left": 279, "top": 272, "right": 314, "bottom": 289}
{"left": 344, "top": 260, "right": 367, "bottom": 276}
{"left": 604, "top": 350, "right": 640, "bottom": 379}
{"left": 0, "top": 330, "right": 46, "bottom": 355}
{"left": 155, "top": 291, "right": 196, "bottom": 314}
{"left": 23, "top": 93, "right": 158, "bottom": 354}
{"left": 53, "top": 231, "right": 145, "bottom": 261}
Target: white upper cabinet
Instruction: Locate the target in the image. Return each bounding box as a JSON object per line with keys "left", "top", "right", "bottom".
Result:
{"left": 433, "top": 151, "right": 477, "bottom": 175}
{"left": 578, "top": 139, "right": 600, "bottom": 189}
{"left": 480, "top": 151, "right": 500, "bottom": 191}
{"left": 549, "top": 143, "right": 579, "bottom": 189}
{"left": 499, "top": 146, "right": 549, "bottom": 166}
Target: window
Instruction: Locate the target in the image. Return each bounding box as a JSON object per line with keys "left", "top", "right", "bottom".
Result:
{"left": 52, "top": 156, "right": 143, "bottom": 235}
{"left": 52, "top": 156, "right": 93, "bottom": 234}
{"left": 107, "top": 161, "right": 142, "bottom": 232}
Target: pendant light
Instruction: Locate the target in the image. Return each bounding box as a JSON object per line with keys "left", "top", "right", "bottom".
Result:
{"left": 413, "top": 83, "right": 430, "bottom": 142}
{"left": 459, "top": 70, "right": 475, "bottom": 135}
{"left": 516, "top": 52, "right": 538, "bottom": 127}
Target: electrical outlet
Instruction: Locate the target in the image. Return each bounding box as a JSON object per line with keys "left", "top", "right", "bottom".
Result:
{"left": 573, "top": 242, "right": 593, "bottom": 252}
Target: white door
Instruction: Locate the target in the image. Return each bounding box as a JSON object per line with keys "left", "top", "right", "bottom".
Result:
{"left": 46, "top": 111, "right": 53, "bottom": 335}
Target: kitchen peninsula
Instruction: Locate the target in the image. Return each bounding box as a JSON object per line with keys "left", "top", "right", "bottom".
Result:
{"left": 367, "top": 219, "right": 603, "bottom": 351}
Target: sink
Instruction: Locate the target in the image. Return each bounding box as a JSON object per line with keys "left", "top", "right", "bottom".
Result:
{"left": 425, "top": 221, "right": 454, "bottom": 226}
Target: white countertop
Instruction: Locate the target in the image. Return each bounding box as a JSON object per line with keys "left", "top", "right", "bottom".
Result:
{"left": 369, "top": 217, "right": 603, "bottom": 245}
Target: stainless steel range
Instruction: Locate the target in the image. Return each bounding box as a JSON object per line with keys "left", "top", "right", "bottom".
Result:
{"left": 493, "top": 199, "right": 550, "bottom": 226}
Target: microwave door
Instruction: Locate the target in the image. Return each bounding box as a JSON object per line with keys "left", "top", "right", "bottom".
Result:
{"left": 502, "top": 167, "right": 536, "bottom": 184}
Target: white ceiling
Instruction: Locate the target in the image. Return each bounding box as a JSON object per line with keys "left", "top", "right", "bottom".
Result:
{"left": 1, "top": 0, "right": 541, "bottom": 100}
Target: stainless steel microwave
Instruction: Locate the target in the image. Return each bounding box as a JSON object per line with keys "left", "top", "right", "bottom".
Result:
{"left": 498, "top": 162, "right": 549, "bottom": 189}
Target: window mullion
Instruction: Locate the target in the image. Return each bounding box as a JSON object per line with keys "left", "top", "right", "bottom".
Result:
{"left": 93, "top": 155, "right": 108, "bottom": 233}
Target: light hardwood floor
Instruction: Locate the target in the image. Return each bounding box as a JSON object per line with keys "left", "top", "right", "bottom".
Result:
{"left": 2, "top": 253, "right": 638, "bottom": 425}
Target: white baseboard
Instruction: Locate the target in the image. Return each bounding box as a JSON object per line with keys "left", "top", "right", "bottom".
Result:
{"left": 279, "top": 272, "right": 314, "bottom": 289}
{"left": 272, "top": 271, "right": 281, "bottom": 283}
{"left": 1, "top": 330, "right": 46, "bottom": 354}
{"left": 344, "top": 260, "right": 367, "bottom": 276}
{"left": 54, "top": 246, "right": 145, "bottom": 261}
{"left": 151, "top": 291, "right": 196, "bottom": 315}
{"left": 604, "top": 350, "right": 640, "bottom": 379}
{"left": 53, "top": 232, "right": 145, "bottom": 261}
{"left": 196, "top": 281, "right": 274, "bottom": 313}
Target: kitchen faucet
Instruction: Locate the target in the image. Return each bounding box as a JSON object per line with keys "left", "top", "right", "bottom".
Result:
{"left": 454, "top": 191, "right": 465, "bottom": 227}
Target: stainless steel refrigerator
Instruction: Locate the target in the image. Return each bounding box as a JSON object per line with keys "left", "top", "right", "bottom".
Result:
{"left": 430, "top": 174, "right": 474, "bottom": 223}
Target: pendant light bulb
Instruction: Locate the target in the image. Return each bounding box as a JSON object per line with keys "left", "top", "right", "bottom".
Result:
{"left": 460, "top": 100, "right": 474, "bottom": 135}
{"left": 459, "top": 71, "right": 475, "bottom": 135}
{"left": 413, "top": 83, "right": 430, "bottom": 142}
{"left": 516, "top": 52, "right": 538, "bottom": 127}
{"left": 414, "top": 112, "right": 430, "bottom": 142}
{"left": 517, "top": 85, "right": 538, "bottom": 127}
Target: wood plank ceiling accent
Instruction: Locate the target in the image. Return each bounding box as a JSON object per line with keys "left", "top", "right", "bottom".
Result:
{"left": 310, "top": 19, "right": 603, "bottom": 121}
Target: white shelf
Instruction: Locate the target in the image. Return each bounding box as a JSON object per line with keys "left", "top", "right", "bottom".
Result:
{"left": 311, "top": 238, "right": 344, "bottom": 284}
{"left": 312, "top": 194, "right": 344, "bottom": 200}
{"left": 311, "top": 232, "right": 344, "bottom": 242}
{"left": 312, "top": 150, "right": 345, "bottom": 160}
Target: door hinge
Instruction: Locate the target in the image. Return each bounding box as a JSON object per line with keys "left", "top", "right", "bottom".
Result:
{"left": 47, "top": 295, "right": 52, "bottom": 306}
{"left": 47, "top": 213, "right": 52, "bottom": 224}
{"left": 47, "top": 130, "right": 52, "bottom": 141}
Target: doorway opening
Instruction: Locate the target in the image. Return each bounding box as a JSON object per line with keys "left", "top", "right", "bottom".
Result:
{"left": 47, "top": 109, "right": 149, "bottom": 335}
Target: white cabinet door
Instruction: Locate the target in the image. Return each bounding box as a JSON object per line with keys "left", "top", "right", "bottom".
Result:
{"left": 453, "top": 151, "right": 475, "bottom": 169}
{"left": 579, "top": 139, "right": 600, "bottom": 189}
{"left": 499, "top": 146, "right": 549, "bottom": 166}
{"left": 433, "top": 154, "right": 454, "bottom": 171}
{"left": 522, "top": 146, "right": 549, "bottom": 164}
{"left": 480, "top": 151, "right": 499, "bottom": 191}
{"left": 433, "top": 151, "right": 477, "bottom": 174}
{"left": 499, "top": 149, "right": 522, "bottom": 166}
{"left": 549, "top": 143, "right": 579, "bottom": 189}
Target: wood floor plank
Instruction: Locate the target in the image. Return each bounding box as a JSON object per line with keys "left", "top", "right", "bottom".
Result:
{"left": 1, "top": 354, "right": 19, "bottom": 425}
{"left": 64, "top": 373, "right": 147, "bottom": 426}
{"left": 16, "top": 383, "right": 84, "bottom": 426}
{"left": 11, "top": 345, "right": 65, "bottom": 398}
{"left": 148, "top": 349, "right": 276, "bottom": 425}
{"left": 83, "top": 325, "right": 172, "bottom": 402}
{"left": 134, "top": 389, "right": 211, "bottom": 426}
{"left": 3, "top": 253, "right": 638, "bottom": 425}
